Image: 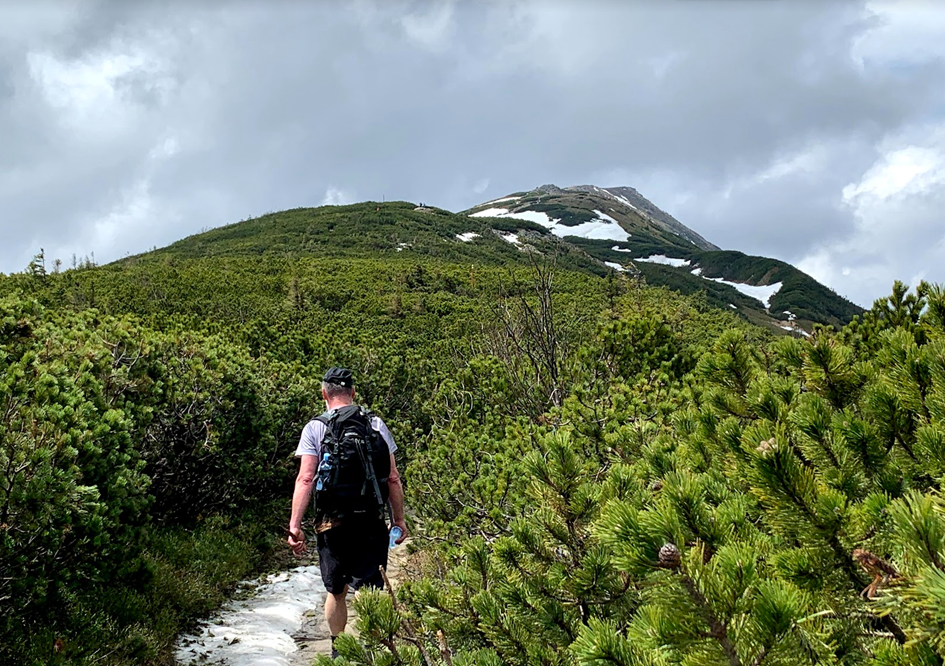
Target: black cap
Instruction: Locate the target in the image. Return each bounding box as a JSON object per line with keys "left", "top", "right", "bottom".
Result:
{"left": 323, "top": 367, "right": 354, "bottom": 388}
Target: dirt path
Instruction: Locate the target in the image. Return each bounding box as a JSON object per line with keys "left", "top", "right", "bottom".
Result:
{"left": 288, "top": 541, "right": 410, "bottom": 666}
{"left": 175, "top": 542, "right": 411, "bottom": 666}
{"left": 175, "top": 565, "right": 326, "bottom": 665}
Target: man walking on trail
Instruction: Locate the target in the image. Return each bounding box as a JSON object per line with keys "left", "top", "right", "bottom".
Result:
{"left": 287, "top": 367, "right": 407, "bottom": 658}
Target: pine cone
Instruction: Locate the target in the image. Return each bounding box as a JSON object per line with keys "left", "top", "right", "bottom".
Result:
{"left": 756, "top": 438, "right": 777, "bottom": 456}
{"left": 853, "top": 548, "right": 900, "bottom": 599}
{"left": 648, "top": 479, "right": 664, "bottom": 492}
{"left": 658, "top": 542, "right": 681, "bottom": 569}
{"left": 853, "top": 548, "right": 899, "bottom": 578}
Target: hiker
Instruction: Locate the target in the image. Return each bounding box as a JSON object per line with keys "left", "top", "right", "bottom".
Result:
{"left": 287, "top": 367, "right": 407, "bottom": 656}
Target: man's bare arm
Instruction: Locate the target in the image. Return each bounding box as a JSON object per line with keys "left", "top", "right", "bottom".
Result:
{"left": 288, "top": 454, "right": 317, "bottom": 554}
{"left": 388, "top": 454, "right": 407, "bottom": 543}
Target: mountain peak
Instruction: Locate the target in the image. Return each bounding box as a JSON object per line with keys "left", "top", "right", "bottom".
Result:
{"left": 465, "top": 183, "right": 861, "bottom": 330}
{"left": 566, "top": 185, "right": 720, "bottom": 251}
{"left": 467, "top": 183, "right": 719, "bottom": 252}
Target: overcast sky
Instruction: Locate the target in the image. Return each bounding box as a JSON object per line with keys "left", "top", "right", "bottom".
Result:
{"left": 2, "top": 0, "right": 944, "bottom": 306}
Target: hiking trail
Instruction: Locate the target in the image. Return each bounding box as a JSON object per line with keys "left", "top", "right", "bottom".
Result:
{"left": 175, "top": 543, "right": 408, "bottom": 665}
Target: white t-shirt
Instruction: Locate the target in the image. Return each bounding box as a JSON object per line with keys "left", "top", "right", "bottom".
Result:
{"left": 295, "top": 412, "right": 397, "bottom": 460}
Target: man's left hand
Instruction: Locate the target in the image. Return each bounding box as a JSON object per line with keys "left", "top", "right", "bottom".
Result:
{"left": 392, "top": 519, "right": 408, "bottom": 544}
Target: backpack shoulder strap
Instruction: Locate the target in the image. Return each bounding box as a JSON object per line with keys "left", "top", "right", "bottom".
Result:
{"left": 314, "top": 408, "right": 337, "bottom": 425}
{"left": 313, "top": 409, "right": 341, "bottom": 451}
{"left": 331, "top": 404, "right": 370, "bottom": 431}
{"left": 359, "top": 406, "right": 378, "bottom": 432}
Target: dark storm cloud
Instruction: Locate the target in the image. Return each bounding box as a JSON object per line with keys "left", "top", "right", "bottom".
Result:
{"left": 1, "top": 0, "right": 944, "bottom": 305}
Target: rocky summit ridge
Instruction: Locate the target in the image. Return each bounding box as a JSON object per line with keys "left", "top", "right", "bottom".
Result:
{"left": 568, "top": 185, "right": 720, "bottom": 251}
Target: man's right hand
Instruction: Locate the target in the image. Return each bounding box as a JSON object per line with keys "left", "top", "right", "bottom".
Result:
{"left": 287, "top": 528, "right": 307, "bottom": 556}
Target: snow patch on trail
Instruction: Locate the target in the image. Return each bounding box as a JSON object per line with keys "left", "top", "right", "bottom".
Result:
{"left": 176, "top": 566, "right": 325, "bottom": 666}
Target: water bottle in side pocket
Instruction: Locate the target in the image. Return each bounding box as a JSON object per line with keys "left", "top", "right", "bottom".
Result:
{"left": 316, "top": 451, "right": 332, "bottom": 491}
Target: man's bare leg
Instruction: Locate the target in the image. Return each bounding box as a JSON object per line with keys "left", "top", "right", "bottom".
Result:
{"left": 326, "top": 586, "right": 349, "bottom": 637}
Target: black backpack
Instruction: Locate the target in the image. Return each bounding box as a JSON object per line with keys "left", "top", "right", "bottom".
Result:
{"left": 312, "top": 404, "right": 391, "bottom": 522}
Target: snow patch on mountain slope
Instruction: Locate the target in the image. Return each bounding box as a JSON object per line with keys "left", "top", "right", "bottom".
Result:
{"left": 470, "top": 207, "right": 510, "bottom": 218}
{"left": 555, "top": 210, "right": 629, "bottom": 242}
{"left": 470, "top": 207, "right": 629, "bottom": 242}
{"left": 635, "top": 255, "right": 691, "bottom": 268}
{"left": 506, "top": 210, "right": 560, "bottom": 227}
{"left": 456, "top": 232, "right": 480, "bottom": 242}
{"left": 703, "top": 278, "right": 783, "bottom": 309}
{"left": 685, "top": 266, "right": 784, "bottom": 309}
{"left": 780, "top": 324, "right": 811, "bottom": 337}
{"left": 470, "top": 207, "right": 559, "bottom": 229}
{"left": 483, "top": 196, "right": 521, "bottom": 205}
{"left": 612, "top": 194, "right": 639, "bottom": 211}
{"left": 594, "top": 210, "right": 619, "bottom": 224}
{"left": 604, "top": 261, "right": 626, "bottom": 272}
{"left": 584, "top": 186, "right": 638, "bottom": 211}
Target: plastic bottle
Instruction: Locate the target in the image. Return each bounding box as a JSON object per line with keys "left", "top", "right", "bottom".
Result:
{"left": 316, "top": 452, "right": 332, "bottom": 491}
{"left": 388, "top": 526, "right": 403, "bottom": 549}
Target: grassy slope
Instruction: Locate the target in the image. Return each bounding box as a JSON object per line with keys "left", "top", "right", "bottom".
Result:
{"left": 125, "top": 198, "right": 859, "bottom": 330}
{"left": 688, "top": 250, "right": 862, "bottom": 326}
{"left": 569, "top": 240, "right": 862, "bottom": 329}
{"left": 155, "top": 203, "right": 539, "bottom": 260}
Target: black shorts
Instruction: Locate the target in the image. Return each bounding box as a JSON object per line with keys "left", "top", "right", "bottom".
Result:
{"left": 316, "top": 517, "right": 388, "bottom": 595}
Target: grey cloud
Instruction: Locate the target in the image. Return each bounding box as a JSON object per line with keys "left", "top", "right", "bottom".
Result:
{"left": 0, "top": 0, "right": 943, "bottom": 309}
{"left": 0, "top": 68, "right": 13, "bottom": 104}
